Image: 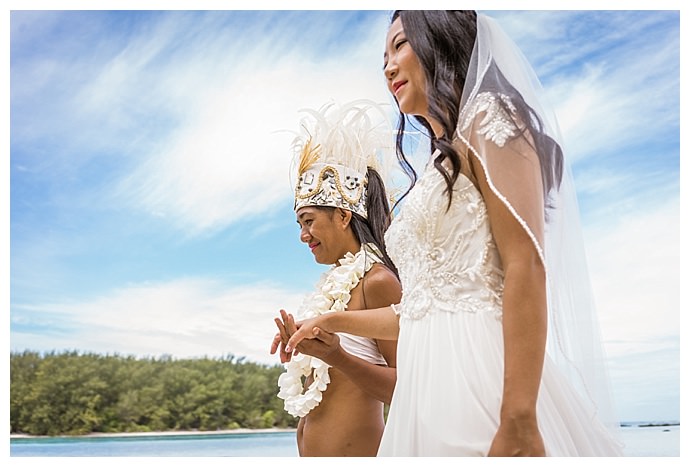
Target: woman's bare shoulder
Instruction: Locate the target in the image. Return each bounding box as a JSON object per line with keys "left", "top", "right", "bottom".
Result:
{"left": 362, "top": 263, "right": 402, "bottom": 308}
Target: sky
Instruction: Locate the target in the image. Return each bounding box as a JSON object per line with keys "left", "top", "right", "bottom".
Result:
{"left": 5, "top": 2, "right": 682, "bottom": 426}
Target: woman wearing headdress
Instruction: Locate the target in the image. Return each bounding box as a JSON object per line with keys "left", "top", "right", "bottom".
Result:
{"left": 270, "top": 101, "right": 402, "bottom": 456}
{"left": 281, "top": 11, "right": 624, "bottom": 456}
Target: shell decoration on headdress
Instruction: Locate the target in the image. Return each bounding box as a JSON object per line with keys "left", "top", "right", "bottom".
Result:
{"left": 292, "top": 100, "right": 394, "bottom": 219}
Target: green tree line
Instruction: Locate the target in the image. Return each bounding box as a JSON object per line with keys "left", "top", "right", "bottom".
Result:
{"left": 10, "top": 350, "right": 297, "bottom": 436}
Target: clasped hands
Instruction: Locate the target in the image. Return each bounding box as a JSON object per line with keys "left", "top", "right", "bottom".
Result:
{"left": 270, "top": 310, "right": 341, "bottom": 364}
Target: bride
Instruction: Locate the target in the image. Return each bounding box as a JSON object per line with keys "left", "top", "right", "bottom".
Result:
{"left": 279, "top": 11, "right": 624, "bottom": 456}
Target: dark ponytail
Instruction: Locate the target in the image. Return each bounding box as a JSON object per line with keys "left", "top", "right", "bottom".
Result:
{"left": 350, "top": 167, "right": 398, "bottom": 278}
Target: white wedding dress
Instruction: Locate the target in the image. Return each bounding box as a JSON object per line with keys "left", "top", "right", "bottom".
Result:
{"left": 379, "top": 160, "right": 624, "bottom": 456}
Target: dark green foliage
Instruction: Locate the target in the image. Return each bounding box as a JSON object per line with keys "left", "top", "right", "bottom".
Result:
{"left": 10, "top": 350, "right": 296, "bottom": 436}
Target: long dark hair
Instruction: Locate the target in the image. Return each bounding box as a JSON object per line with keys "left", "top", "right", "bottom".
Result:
{"left": 391, "top": 10, "right": 563, "bottom": 212}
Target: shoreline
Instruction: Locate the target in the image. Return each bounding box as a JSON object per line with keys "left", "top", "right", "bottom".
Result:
{"left": 11, "top": 423, "right": 679, "bottom": 440}
{"left": 10, "top": 427, "right": 297, "bottom": 440}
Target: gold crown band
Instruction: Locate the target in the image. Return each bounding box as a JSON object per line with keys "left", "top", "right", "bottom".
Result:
{"left": 294, "top": 163, "right": 368, "bottom": 218}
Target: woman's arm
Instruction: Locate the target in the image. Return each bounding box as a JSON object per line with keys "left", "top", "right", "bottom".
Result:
{"left": 468, "top": 145, "right": 547, "bottom": 456}
{"left": 270, "top": 304, "right": 400, "bottom": 361}
{"left": 284, "top": 304, "right": 400, "bottom": 353}
{"left": 286, "top": 306, "right": 400, "bottom": 352}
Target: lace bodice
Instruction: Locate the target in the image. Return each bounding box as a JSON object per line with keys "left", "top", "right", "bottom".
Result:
{"left": 385, "top": 163, "right": 505, "bottom": 320}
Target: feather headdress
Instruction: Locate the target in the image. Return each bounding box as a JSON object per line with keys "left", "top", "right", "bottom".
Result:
{"left": 291, "top": 100, "right": 394, "bottom": 219}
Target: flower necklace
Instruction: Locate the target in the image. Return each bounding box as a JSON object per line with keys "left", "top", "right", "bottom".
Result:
{"left": 277, "top": 244, "right": 381, "bottom": 418}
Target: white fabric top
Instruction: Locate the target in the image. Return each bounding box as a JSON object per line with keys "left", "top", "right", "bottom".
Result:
{"left": 337, "top": 332, "right": 387, "bottom": 366}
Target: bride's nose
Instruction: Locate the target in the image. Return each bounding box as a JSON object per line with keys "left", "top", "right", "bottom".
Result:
{"left": 384, "top": 59, "right": 397, "bottom": 80}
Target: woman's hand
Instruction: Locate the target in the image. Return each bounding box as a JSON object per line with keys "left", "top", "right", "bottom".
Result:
{"left": 488, "top": 414, "right": 545, "bottom": 457}
{"left": 270, "top": 310, "right": 335, "bottom": 363}
{"left": 292, "top": 324, "right": 343, "bottom": 366}
{"left": 284, "top": 314, "right": 330, "bottom": 354}
{"left": 284, "top": 311, "right": 342, "bottom": 364}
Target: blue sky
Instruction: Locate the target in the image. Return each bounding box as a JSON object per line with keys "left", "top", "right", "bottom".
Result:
{"left": 6, "top": 4, "right": 681, "bottom": 425}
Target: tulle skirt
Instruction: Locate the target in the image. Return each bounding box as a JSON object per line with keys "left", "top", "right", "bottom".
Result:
{"left": 378, "top": 309, "right": 624, "bottom": 456}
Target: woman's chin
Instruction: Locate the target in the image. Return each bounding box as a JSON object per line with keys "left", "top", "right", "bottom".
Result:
{"left": 312, "top": 252, "right": 329, "bottom": 265}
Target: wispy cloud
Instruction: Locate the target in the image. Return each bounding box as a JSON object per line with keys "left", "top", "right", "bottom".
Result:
{"left": 585, "top": 197, "right": 679, "bottom": 353}
{"left": 550, "top": 50, "right": 678, "bottom": 164}
{"left": 11, "top": 278, "right": 306, "bottom": 364}
{"left": 14, "top": 11, "right": 394, "bottom": 237}
{"left": 494, "top": 11, "right": 679, "bottom": 163}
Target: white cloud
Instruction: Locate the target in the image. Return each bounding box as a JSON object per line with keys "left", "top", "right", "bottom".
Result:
{"left": 10, "top": 11, "right": 394, "bottom": 236}
{"left": 491, "top": 11, "right": 679, "bottom": 165}
{"left": 11, "top": 278, "right": 307, "bottom": 365}
{"left": 549, "top": 68, "right": 662, "bottom": 164}
{"left": 102, "top": 13, "right": 393, "bottom": 235}
{"left": 584, "top": 196, "right": 679, "bottom": 357}
{"left": 549, "top": 33, "right": 678, "bottom": 163}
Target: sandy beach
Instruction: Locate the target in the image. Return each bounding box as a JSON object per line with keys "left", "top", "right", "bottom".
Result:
{"left": 10, "top": 427, "right": 297, "bottom": 439}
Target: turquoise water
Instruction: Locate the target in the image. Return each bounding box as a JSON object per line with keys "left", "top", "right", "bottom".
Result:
{"left": 10, "top": 431, "right": 298, "bottom": 457}
{"left": 10, "top": 425, "right": 679, "bottom": 457}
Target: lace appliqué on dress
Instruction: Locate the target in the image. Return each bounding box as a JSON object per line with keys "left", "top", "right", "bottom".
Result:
{"left": 385, "top": 166, "right": 505, "bottom": 321}
{"left": 460, "top": 92, "right": 518, "bottom": 148}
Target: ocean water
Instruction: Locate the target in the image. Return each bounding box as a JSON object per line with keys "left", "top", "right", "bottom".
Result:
{"left": 10, "top": 430, "right": 299, "bottom": 457}
{"left": 616, "top": 425, "right": 680, "bottom": 457}
{"left": 9, "top": 425, "right": 679, "bottom": 457}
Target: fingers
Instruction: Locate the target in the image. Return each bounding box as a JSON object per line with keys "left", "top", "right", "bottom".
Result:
{"left": 279, "top": 311, "right": 300, "bottom": 358}
{"left": 270, "top": 311, "right": 288, "bottom": 347}
{"left": 272, "top": 310, "right": 294, "bottom": 363}
{"left": 284, "top": 313, "right": 301, "bottom": 354}
{"left": 275, "top": 317, "right": 289, "bottom": 342}
{"left": 286, "top": 313, "right": 298, "bottom": 336}
{"left": 270, "top": 336, "right": 293, "bottom": 363}
{"left": 280, "top": 341, "right": 292, "bottom": 363}
{"left": 286, "top": 325, "right": 315, "bottom": 353}
{"left": 270, "top": 328, "right": 290, "bottom": 363}
{"left": 270, "top": 332, "right": 282, "bottom": 355}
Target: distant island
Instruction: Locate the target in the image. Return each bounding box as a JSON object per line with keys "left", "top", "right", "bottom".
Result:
{"left": 11, "top": 351, "right": 296, "bottom": 437}
{"left": 620, "top": 421, "right": 680, "bottom": 428}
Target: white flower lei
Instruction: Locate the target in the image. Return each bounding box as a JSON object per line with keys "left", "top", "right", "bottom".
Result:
{"left": 277, "top": 244, "right": 381, "bottom": 418}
